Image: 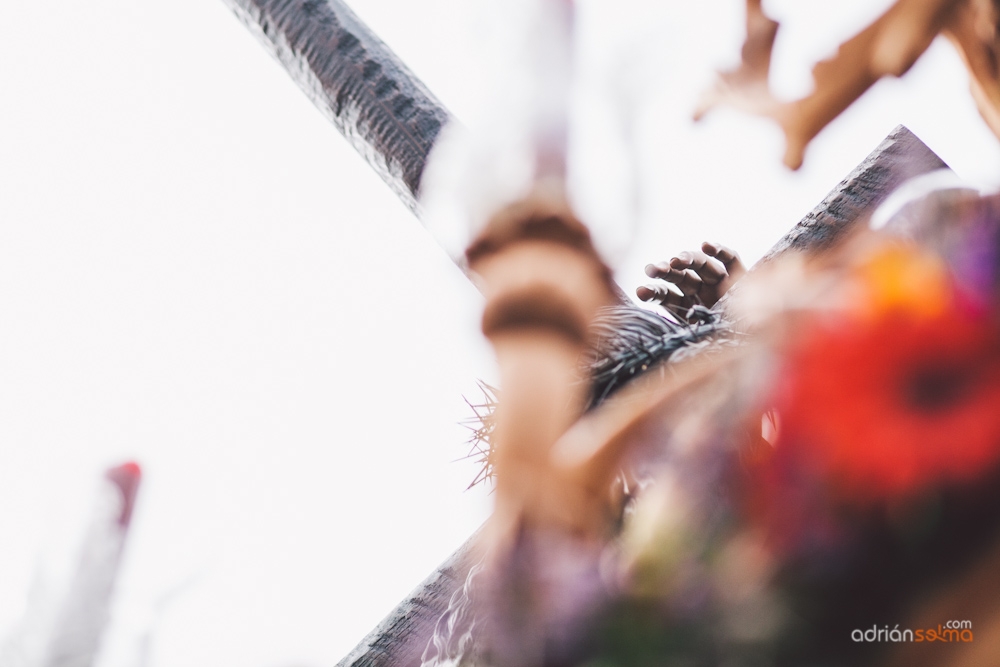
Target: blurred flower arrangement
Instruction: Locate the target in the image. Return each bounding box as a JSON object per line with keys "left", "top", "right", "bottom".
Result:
{"left": 768, "top": 242, "right": 1000, "bottom": 505}
{"left": 450, "top": 185, "right": 1000, "bottom": 667}
{"left": 606, "top": 195, "right": 1000, "bottom": 666}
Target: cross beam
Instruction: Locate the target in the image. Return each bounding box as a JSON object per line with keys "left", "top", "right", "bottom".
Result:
{"left": 758, "top": 125, "right": 948, "bottom": 263}
{"left": 221, "top": 0, "right": 452, "bottom": 215}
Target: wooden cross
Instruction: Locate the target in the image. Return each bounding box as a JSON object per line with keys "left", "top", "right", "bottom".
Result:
{"left": 220, "top": 3, "right": 951, "bottom": 664}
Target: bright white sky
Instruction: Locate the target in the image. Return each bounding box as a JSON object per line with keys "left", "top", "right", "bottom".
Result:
{"left": 0, "top": 1, "right": 997, "bottom": 666}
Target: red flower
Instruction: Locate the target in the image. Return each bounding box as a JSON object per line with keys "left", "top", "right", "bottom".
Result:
{"left": 771, "top": 245, "right": 1000, "bottom": 502}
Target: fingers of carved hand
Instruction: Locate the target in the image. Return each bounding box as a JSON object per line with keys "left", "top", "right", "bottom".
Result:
{"left": 673, "top": 267, "right": 706, "bottom": 296}
{"left": 671, "top": 250, "right": 728, "bottom": 286}
{"left": 635, "top": 282, "right": 697, "bottom": 311}
{"left": 639, "top": 242, "right": 746, "bottom": 313}
{"left": 701, "top": 242, "right": 746, "bottom": 282}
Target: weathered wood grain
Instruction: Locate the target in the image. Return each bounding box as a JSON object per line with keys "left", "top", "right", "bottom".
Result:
{"left": 716, "top": 125, "right": 948, "bottom": 313}
{"left": 221, "top": 0, "right": 452, "bottom": 215}
{"left": 758, "top": 124, "right": 948, "bottom": 263}
{"left": 337, "top": 529, "right": 482, "bottom": 667}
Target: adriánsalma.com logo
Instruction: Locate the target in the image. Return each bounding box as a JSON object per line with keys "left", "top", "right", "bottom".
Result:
{"left": 852, "top": 621, "right": 974, "bottom": 643}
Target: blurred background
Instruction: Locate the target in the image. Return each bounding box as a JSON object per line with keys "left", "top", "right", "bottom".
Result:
{"left": 0, "top": 0, "right": 996, "bottom": 665}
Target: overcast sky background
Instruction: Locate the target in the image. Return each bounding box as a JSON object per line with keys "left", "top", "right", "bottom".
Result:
{"left": 0, "top": 1, "right": 997, "bottom": 666}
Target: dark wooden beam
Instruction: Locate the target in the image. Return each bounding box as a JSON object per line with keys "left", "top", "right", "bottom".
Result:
{"left": 221, "top": 0, "right": 453, "bottom": 215}
{"left": 758, "top": 124, "right": 948, "bottom": 263}
{"left": 336, "top": 527, "right": 483, "bottom": 667}
{"left": 336, "top": 126, "right": 950, "bottom": 667}
{"left": 717, "top": 125, "right": 949, "bottom": 312}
